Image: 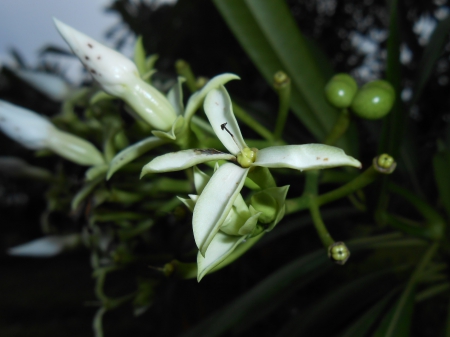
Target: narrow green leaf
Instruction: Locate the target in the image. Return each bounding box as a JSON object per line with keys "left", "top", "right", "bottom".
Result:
{"left": 433, "top": 150, "right": 450, "bottom": 220}
{"left": 71, "top": 175, "right": 104, "bottom": 211}
{"left": 341, "top": 290, "right": 398, "bottom": 337}
{"left": 245, "top": 0, "right": 338, "bottom": 132}
{"left": 134, "top": 36, "right": 147, "bottom": 76}
{"left": 212, "top": 0, "right": 325, "bottom": 139}
{"left": 411, "top": 15, "right": 450, "bottom": 105}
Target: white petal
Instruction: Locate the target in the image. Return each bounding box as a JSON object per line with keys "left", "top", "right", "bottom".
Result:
{"left": 204, "top": 86, "right": 247, "bottom": 155}
{"left": 8, "top": 234, "right": 80, "bottom": 258}
{"left": 193, "top": 166, "right": 211, "bottom": 194}
{"left": 193, "top": 163, "right": 249, "bottom": 256}
{"left": 54, "top": 18, "right": 139, "bottom": 97}
{"left": 14, "top": 69, "right": 71, "bottom": 101}
{"left": 0, "top": 100, "right": 54, "bottom": 149}
{"left": 141, "top": 149, "right": 235, "bottom": 176}
{"left": 184, "top": 73, "right": 240, "bottom": 122}
{"left": 197, "top": 232, "right": 246, "bottom": 282}
{"left": 253, "top": 144, "right": 362, "bottom": 171}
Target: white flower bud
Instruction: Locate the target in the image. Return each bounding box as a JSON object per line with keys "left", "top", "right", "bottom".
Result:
{"left": 0, "top": 100, "right": 104, "bottom": 166}
{"left": 53, "top": 18, "right": 177, "bottom": 131}
{"left": 14, "top": 69, "right": 71, "bottom": 101}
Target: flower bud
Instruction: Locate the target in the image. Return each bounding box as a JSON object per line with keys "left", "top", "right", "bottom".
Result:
{"left": 14, "top": 69, "right": 71, "bottom": 101}
{"left": 324, "top": 73, "right": 358, "bottom": 108}
{"left": 54, "top": 18, "right": 177, "bottom": 131}
{"left": 351, "top": 80, "right": 395, "bottom": 119}
{"left": 328, "top": 241, "right": 350, "bottom": 265}
{"left": 0, "top": 100, "right": 104, "bottom": 166}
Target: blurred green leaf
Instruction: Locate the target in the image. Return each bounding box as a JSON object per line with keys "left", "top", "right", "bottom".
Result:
{"left": 411, "top": 15, "right": 450, "bottom": 105}
{"left": 433, "top": 149, "right": 450, "bottom": 220}
{"left": 134, "top": 36, "right": 147, "bottom": 76}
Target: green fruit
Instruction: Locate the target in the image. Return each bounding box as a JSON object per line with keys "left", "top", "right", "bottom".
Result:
{"left": 350, "top": 80, "right": 395, "bottom": 120}
{"left": 324, "top": 73, "right": 358, "bottom": 108}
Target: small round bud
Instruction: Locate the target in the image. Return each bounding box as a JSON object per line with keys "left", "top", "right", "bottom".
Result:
{"left": 373, "top": 154, "right": 397, "bottom": 174}
{"left": 250, "top": 192, "right": 277, "bottom": 224}
{"left": 328, "top": 241, "right": 350, "bottom": 265}
{"left": 350, "top": 80, "right": 395, "bottom": 119}
{"left": 273, "top": 71, "right": 291, "bottom": 89}
{"left": 324, "top": 73, "right": 358, "bottom": 108}
{"left": 237, "top": 147, "right": 257, "bottom": 168}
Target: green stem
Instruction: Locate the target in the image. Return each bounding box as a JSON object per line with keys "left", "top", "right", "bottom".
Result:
{"left": 317, "top": 166, "right": 378, "bottom": 206}
{"left": 309, "top": 196, "right": 335, "bottom": 247}
{"left": 232, "top": 102, "right": 275, "bottom": 142}
{"left": 323, "top": 108, "right": 350, "bottom": 146}
{"left": 93, "top": 307, "right": 107, "bottom": 337}
{"left": 273, "top": 71, "right": 291, "bottom": 140}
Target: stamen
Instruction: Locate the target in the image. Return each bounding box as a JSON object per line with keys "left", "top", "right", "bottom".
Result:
{"left": 220, "top": 123, "right": 242, "bottom": 151}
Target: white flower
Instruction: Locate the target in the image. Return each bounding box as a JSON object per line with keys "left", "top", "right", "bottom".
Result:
{"left": 8, "top": 234, "right": 81, "bottom": 258}
{"left": 142, "top": 85, "right": 361, "bottom": 259}
{"left": 53, "top": 18, "right": 176, "bottom": 131}
{"left": 0, "top": 100, "right": 104, "bottom": 166}
{"left": 13, "top": 69, "right": 72, "bottom": 101}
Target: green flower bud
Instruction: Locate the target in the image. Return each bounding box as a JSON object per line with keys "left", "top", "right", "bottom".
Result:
{"left": 324, "top": 73, "right": 358, "bottom": 108}
{"left": 237, "top": 147, "right": 257, "bottom": 168}
{"left": 328, "top": 241, "right": 350, "bottom": 265}
{"left": 351, "top": 80, "right": 395, "bottom": 120}
{"left": 373, "top": 153, "right": 397, "bottom": 174}
{"left": 250, "top": 190, "right": 277, "bottom": 224}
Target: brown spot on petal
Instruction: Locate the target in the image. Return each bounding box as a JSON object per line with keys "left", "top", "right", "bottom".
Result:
{"left": 88, "top": 43, "right": 93, "bottom": 48}
{"left": 85, "top": 56, "right": 90, "bottom": 60}
{"left": 97, "top": 56, "right": 101, "bottom": 60}
{"left": 194, "top": 148, "right": 225, "bottom": 155}
{"left": 323, "top": 158, "right": 329, "bottom": 162}
{"left": 316, "top": 157, "right": 320, "bottom": 160}
{"left": 90, "top": 69, "right": 97, "bottom": 75}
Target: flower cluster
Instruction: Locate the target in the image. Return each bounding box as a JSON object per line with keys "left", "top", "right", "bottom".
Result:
{"left": 1, "top": 19, "right": 361, "bottom": 282}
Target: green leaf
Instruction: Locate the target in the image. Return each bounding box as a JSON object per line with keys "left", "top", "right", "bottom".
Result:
{"left": 411, "top": 15, "right": 450, "bottom": 105}
{"left": 213, "top": 0, "right": 324, "bottom": 139}
{"left": 133, "top": 36, "right": 147, "bottom": 76}
{"left": 106, "top": 136, "right": 168, "bottom": 180}
{"left": 433, "top": 150, "right": 450, "bottom": 220}
{"left": 71, "top": 175, "right": 104, "bottom": 211}
{"left": 340, "top": 290, "right": 399, "bottom": 337}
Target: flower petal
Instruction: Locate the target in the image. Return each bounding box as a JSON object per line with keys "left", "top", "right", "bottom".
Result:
{"left": 184, "top": 73, "right": 240, "bottom": 122}
{"left": 0, "top": 100, "right": 54, "bottom": 150}
{"left": 253, "top": 144, "right": 362, "bottom": 171}
{"left": 177, "top": 196, "right": 195, "bottom": 212}
{"left": 141, "top": 149, "right": 235, "bottom": 176}
{"left": 193, "top": 163, "right": 249, "bottom": 256}
{"left": 197, "top": 232, "right": 246, "bottom": 282}
{"left": 204, "top": 86, "right": 247, "bottom": 155}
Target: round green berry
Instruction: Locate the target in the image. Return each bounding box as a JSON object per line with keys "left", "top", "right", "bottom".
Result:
{"left": 350, "top": 80, "right": 395, "bottom": 120}
{"left": 324, "top": 73, "right": 358, "bottom": 108}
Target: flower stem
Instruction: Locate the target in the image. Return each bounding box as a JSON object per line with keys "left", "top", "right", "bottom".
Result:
{"left": 309, "top": 196, "right": 335, "bottom": 247}
{"left": 232, "top": 102, "right": 275, "bottom": 142}
{"left": 323, "top": 108, "right": 350, "bottom": 145}
{"left": 273, "top": 71, "right": 291, "bottom": 140}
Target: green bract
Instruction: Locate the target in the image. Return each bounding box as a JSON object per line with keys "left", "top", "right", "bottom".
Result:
{"left": 324, "top": 73, "right": 358, "bottom": 109}
{"left": 350, "top": 80, "right": 395, "bottom": 120}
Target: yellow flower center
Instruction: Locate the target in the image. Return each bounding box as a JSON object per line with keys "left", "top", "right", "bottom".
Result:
{"left": 237, "top": 147, "right": 257, "bottom": 168}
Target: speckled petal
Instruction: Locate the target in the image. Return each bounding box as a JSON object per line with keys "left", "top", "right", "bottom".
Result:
{"left": 253, "top": 144, "right": 362, "bottom": 171}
